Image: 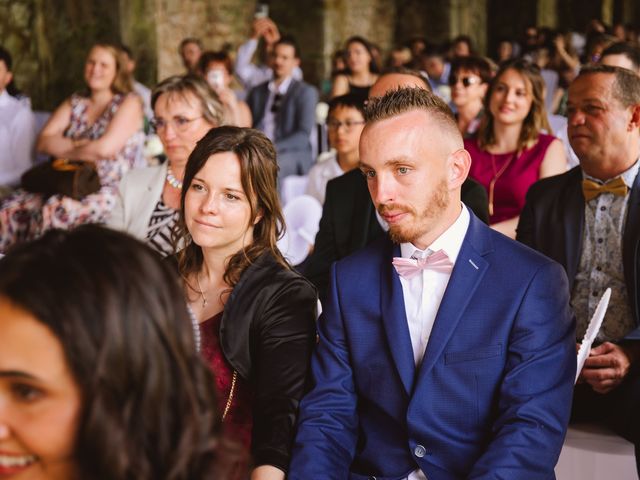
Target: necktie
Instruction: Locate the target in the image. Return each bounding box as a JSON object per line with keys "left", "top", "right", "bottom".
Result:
{"left": 392, "top": 249, "right": 454, "bottom": 279}
{"left": 582, "top": 177, "right": 628, "bottom": 202}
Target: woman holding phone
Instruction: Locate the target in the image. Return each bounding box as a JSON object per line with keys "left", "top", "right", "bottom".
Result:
{"left": 199, "top": 51, "right": 252, "bottom": 128}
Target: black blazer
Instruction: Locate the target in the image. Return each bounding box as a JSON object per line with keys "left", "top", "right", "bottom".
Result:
{"left": 517, "top": 166, "right": 640, "bottom": 340}
{"left": 303, "top": 169, "right": 490, "bottom": 300}
{"left": 169, "top": 253, "right": 317, "bottom": 471}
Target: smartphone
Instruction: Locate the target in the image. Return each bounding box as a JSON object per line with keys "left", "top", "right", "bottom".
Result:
{"left": 207, "top": 69, "right": 224, "bottom": 90}
{"left": 254, "top": 3, "right": 269, "bottom": 19}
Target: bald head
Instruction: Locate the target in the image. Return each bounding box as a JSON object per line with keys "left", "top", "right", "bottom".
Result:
{"left": 369, "top": 72, "right": 431, "bottom": 98}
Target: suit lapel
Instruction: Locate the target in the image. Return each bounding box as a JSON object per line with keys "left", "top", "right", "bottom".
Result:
{"left": 276, "top": 80, "right": 299, "bottom": 138}
{"left": 562, "top": 168, "right": 585, "bottom": 286}
{"left": 253, "top": 83, "right": 270, "bottom": 128}
{"left": 622, "top": 171, "right": 640, "bottom": 319}
{"left": 380, "top": 239, "right": 416, "bottom": 395}
{"left": 416, "top": 213, "right": 490, "bottom": 382}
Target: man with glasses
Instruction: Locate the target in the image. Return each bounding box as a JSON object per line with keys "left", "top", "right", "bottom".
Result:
{"left": 247, "top": 36, "right": 318, "bottom": 184}
{"left": 305, "top": 94, "right": 365, "bottom": 204}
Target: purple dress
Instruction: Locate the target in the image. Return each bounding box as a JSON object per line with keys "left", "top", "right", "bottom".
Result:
{"left": 465, "top": 133, "right": 555, "bottom": 224}
{"left": 0, "top": 93, "right": 143, "bottom": 252}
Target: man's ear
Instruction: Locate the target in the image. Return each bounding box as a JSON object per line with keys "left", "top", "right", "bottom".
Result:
{"left": 0, "top": 71, "right": 12, "bottom": 91}
{"left": 294, "top": 57, "right": 301, "bottom": 68}
{"left": 448, "top": 148, "right": 471, "bottom": 189}
{"left": 628, "top": 103, "right": 640, "bottom": 131}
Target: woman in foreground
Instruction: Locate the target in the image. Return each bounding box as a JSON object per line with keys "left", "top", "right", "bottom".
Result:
{"left": 0, "top": 225, "right": 238, "bottom": 479}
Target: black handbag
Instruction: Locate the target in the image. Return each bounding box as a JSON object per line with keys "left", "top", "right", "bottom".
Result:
{"left": 21, "top": 159, "right": 101, "bottom": 200}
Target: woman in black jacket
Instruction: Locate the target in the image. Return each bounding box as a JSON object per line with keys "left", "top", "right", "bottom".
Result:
{"left": 175, "top": 125, "right": 317, "bottom": 479}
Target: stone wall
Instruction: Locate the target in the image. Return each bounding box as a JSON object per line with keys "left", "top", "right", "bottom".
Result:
{"left": 154, "top": 0, "right": 255, "bottom": 80}
{"left": 0, "top": 0, "right": 635, "bottom": 112}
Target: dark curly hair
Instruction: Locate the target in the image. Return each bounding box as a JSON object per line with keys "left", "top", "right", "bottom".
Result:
{"left": 0, "top": 225, "right": 240, "bottom": 479}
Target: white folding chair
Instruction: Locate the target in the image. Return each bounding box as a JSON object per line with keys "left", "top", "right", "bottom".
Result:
{"left": 277, "top": 195, "right": 322, "bottom": 266}
{"left": 281, "top": 175, "right": 309, "bottom": 206}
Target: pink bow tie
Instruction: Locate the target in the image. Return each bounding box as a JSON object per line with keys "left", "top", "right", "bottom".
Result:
{"left": 392, "top": 249, "right": 454, "bottom": 279}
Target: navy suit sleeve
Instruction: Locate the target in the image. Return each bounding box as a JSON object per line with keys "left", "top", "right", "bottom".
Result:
{"left": 468, "top": 260, "right": 576, "bottom": 478}
{"left": 275, "top": 85, "right": 318, "bottom": 152}
{"left": 289, "top": 263, "right": 358, "bottom": 479}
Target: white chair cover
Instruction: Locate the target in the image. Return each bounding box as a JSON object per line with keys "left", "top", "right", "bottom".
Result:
{"left": 277, "top": 195, "right": 322, "bottom": 266}
{"left": 555, "top": 423, "right": 637, "bottom": 479}
{"left": 281, "top": 175, "right": 309, "bottom": 206}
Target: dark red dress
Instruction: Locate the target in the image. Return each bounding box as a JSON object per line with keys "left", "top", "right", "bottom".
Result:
{"left": 199, "top": 312, "right": 253, "bottom": 450}
{"left": 465, "top": 133, "right": 556, "bottom": 224}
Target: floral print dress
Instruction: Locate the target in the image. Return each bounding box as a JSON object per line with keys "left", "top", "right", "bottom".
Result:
{"left": 0, "top": 93, "right": 143, "bottom": 252}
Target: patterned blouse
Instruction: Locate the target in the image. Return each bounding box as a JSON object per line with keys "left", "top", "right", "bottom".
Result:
{"left": 146, "top": 198, "right": 180, "bottom": 257}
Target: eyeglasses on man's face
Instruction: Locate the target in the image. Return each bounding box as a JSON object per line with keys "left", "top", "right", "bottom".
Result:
{"left": 150, "top": 116, "right": 203, "bottom": 133}
{"left": 448, "top": 75, "right": 482, "bottom": 88}
{"left": 327, "top": 119, "right": 366, "bottom": 131}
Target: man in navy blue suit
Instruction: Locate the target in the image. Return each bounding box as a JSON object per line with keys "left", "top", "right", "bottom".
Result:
{"left": 289, "top": 88, "right": 576, "bottom": 479}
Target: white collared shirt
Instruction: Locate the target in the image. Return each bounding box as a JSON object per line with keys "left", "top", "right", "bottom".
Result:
{"left": 0, "top": 90, "right": 36, "bottom": 187}
{"left": 403, "top": 205, "right": 470, "bottom": 480}
{"left": 398, "top": 205, "right": 470, "bottom": 367}
{"left": 261, "top": 76, "right": 293, "bottom": 142}
{"left": 305, "top": 150, "right": 344, "bottom": 204}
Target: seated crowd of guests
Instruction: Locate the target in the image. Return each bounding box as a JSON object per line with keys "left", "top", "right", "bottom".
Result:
{"left": 1, "top": 15, "right": 640, "bottom": 480}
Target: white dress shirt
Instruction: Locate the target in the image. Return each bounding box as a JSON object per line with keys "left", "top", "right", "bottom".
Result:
{"left": 261, "top": 75, "right": 293, "bottom": 142}
{"left": 235, "top": 38, "right": 303, "bottom": 91}
{"left": 0, "top": 90, "right": 35, "bottom": 187}
{"left": 399, "top": 205, "right": 470, "bottom": 480}
{"left": 305, "top": 150, "right": 344, "bottom": 204}
{"left": 398, "top": 205, "right": 470, "bottom": 367}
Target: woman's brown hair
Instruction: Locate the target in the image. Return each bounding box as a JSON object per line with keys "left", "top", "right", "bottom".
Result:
{"left": 175, "top": 126, "right": 289, "bottom": 290}
{"left": 84, "top": 43, "right": 133, "bottom": 95}
{"left": 0, "top": 225, "right": 241, "bottom": 479}
{"left": 477, "top": 59, "right": 551, "bottom": 153}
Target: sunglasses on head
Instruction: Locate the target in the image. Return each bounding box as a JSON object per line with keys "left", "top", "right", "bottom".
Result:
{"left": 448, "top": 75, "right": 481, "bottom": 87}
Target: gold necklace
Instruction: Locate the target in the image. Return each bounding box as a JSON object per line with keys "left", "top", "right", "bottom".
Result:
{"left": 488, "top": 151, "right": 517, "bottom": 217}
{"left": 195, "top": 274, "right": 207, "bottom": 308}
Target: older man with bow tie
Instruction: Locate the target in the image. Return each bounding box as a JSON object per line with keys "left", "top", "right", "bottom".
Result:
{"left": 518, "top": 64, "right": 640, "bottom": 475}
{"left": 289, "top": 87, "right": 576, "bottom": 480}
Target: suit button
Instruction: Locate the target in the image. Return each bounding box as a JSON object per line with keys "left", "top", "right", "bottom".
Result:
{"left": 414, "top": 444, "right": 426, "bottom": 458}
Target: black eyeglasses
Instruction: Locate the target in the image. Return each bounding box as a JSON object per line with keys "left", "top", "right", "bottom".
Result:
{"left": 271, "top": 93, "right": 283, "bottom": 113}
{"left": 448, "top": 75, "right": 481, "bottom": 87}
{"left": 327, "top": 119, "right": 366, "bottom": 131}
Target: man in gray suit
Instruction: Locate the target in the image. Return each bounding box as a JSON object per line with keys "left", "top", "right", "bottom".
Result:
{"left": 247, "top": 36, "right": 318, "bottom": 182}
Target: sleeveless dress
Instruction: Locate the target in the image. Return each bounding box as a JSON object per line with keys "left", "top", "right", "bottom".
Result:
{"left": 199, "top": 311, "right": 253, "bottom": 450}
{"left": 465, "top": 133, "right": 556, "bottom": 224}
{"left": 0, "top": 93, "right": 143, "bottom": 252}
{"left": 348, "top": 81, "right": 371, "bottom": 102}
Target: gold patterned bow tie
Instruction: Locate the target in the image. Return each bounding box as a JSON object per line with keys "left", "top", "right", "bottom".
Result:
{"left": 581, "top": 177, "right": 629, "bottom": 202}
